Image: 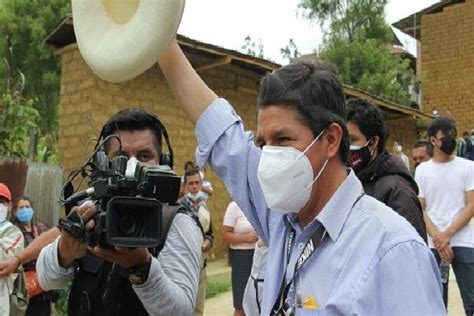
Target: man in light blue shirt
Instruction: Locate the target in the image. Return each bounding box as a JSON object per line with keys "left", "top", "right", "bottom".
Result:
{"left": 159, "top": 39, "right": 445, "bottom": 315}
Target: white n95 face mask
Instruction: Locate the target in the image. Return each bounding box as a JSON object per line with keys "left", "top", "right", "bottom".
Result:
{"left": 257, "top": 130, "right": 328, "bottom": 214}
{"left": 0, "top": 203, "right": 8, "bottom": 223}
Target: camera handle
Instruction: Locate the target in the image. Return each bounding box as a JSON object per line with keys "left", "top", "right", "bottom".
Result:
{"left": 58, "top": 211, "right": 87, "bottom": 242}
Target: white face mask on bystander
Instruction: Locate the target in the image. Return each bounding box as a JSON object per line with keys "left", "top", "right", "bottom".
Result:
{"left": 0, "top": 203, "right": 8, "bottom": 223}
{"left": 257, "top": 130, "right": 328, "bottom": 214}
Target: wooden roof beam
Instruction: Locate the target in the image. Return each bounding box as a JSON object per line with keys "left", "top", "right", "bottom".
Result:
{"left": 196, "top": 55, "right": 232, "bottom": 72}
{"left": 384, "top": 114, "right": 415, "bottom": 122}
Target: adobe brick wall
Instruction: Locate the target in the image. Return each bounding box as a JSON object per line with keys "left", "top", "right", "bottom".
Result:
{"left": 420, "top": 0, "right": 474, "bottom": 134}
{"left": 386, "top": 119, "right": 418, "bottom": 169}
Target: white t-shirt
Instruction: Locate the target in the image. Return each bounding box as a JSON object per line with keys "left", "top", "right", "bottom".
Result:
{"left": 415, "top": 157, "right": 474, "bottom": 248}
{"left": 223, "top": 201, "right": 255, "bottom": 250}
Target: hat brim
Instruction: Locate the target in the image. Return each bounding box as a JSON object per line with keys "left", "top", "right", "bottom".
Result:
{"left": 72, "top": 0, "right": 186, "bottom": 83}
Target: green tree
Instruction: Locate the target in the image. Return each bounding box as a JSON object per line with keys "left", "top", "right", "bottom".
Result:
{"left": 280, "top": 38, "right": 301, "bottom": 63}
{"left": 300, "top": 0, "right": 391, "bottom": 42}
{"left": 0, "top": 28, "right": 58, "bottom": 163}
{"left": 0, "top": 35, "right": 39, "bottom": 158}
{"left": 241, "top": 35, "right": 264, "bottom": 58}
{"left": 300, "top": 0, "right": 414, "bottom": 105}
{"left": 0, "top": 0, "right": 71, "bottom": 134}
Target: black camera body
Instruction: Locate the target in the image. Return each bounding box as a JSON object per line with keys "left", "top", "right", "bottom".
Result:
{"left": 62, "top": 148, "right": 181, "bottom": 248}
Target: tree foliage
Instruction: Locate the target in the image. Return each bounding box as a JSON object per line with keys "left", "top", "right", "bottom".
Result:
{"left": 0, "top": 37, "right": 39, "bottom": 158}
{"left": 241, "top": 35, "right": 264, "bottom": 58}
{"left": 0, "top": 0, "right": 71, "bottom": 134}
{"left": 0, "top": 26, "right": 58, "bottom": 163}
{"left": 280, "top": 39, "right": 301, "bottom": 63}
{"left": 299, "top": 0, "right": 414, "bottom": 105}
{"left": 300, "top": 0, "right": 391, "bottom": 42}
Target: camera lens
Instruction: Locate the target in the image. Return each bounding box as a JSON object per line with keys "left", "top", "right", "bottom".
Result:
{"left": 118, "top": 215, "right": 144, "bottom": 237}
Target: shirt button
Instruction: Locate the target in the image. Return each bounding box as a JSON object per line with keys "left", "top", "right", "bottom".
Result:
{"left": 298, "top": 242, "right": 304, "bottom": 250}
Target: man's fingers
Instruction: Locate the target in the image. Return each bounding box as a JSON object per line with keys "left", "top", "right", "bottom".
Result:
{"left": 85, "top": 219, "right": 96, "bottom": 232}
{"left": 78, "top": 202, "right": 97, "bottom": 222}
{"left": 115, "top": 247, "right": 133, "bottom": 254}
{"left": 439, "top": 247, "right": 454, "bottom": 262}
{"left": 90, "top": 246, "right": 123, "bottom": 265}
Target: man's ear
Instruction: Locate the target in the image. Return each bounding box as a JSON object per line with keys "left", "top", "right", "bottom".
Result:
{"left": 324, "top": 123, "right": 343, "bottom": 160}
{"left": 370, "top": 136, "right": 380, "bottom": 152}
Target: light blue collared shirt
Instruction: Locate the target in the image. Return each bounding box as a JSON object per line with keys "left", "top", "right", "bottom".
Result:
{"left": 196, "top": 98, "right": 445, "bottom": 315}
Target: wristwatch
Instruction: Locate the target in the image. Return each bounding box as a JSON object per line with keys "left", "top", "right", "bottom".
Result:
{"left": 124, "top": 256, "right": 152, "bottom": 285}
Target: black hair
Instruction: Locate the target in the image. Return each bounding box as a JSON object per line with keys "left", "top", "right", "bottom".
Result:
{"left": 427, "top": 116, "right": 457, "bottom": 138}
{"left": 12, "top": 196, "right": 33, "bottom": 212}
{"left": 101, "top": 108, "right": 163, "bottom": 154}
{"left": 184, "top": 160, "right": 196, "bottom": 171}
{"left": 346, "top": 98, "right": 387, "bottom": 154}
{"left": 413, "top": 140, "right": 433, "bottom": 157}
{"left": 183, "top": 169, "right": 201, "bottom": 184}
{"left": 463, "top": 131, "right": 469, "bottom": 137}
{"left": 257, "top": 61, "right": 349, "bottom": 162}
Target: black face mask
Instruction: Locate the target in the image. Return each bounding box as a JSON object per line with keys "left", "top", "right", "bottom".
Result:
{"left": 348, "top": 142, "right": 372, "bottom": 173}
{"left": 440, "top": 134, "right": 457, "bottom": 155}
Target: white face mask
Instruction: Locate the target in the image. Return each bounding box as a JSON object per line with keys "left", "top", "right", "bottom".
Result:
{"left": 125, "top": 156, "right": 139, "bottom": 178}
{"left": 0, "top": 203, "right": 8, "bottom": 223}
{"left": 257, "top": 130, "right": 328, "bottom": 214}
{"left": 186, "top": 192, "right": 200, "bottom": 202}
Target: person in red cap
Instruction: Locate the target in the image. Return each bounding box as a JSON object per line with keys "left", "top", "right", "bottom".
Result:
{"left": 0, "top": 182, "right": 25, "bottom": 315}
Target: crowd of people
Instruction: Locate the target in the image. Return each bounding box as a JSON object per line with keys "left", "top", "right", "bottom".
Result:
{"left": 0, "top": 36, "right": 472, "bottom": 316}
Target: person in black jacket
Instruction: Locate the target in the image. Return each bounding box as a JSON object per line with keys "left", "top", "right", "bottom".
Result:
{"left": 346, "top": 98, "right": 427, "bottom": 242}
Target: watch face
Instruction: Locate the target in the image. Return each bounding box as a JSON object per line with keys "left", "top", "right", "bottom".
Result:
{"left": 128, "top": 274, "right": 144, "bottom": 285}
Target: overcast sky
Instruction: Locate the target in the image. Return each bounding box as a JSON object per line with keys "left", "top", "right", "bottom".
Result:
{"left": 179, "top": 0, "right": 439, "bottom": 64}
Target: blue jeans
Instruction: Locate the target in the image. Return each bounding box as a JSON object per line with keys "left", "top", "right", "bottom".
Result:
{"left": 432, "top": 247, "right": 474, "bottom": 316}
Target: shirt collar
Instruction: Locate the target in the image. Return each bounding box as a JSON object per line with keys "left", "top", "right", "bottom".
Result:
{"left": 283, "top": 170, "right": 364, "bottom": 240}
{"left": 316, "top": 170, "right": 364, "bottom": 242}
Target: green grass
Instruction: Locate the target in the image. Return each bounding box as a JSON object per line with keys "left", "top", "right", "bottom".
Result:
{"left": 206, "top": 281, "right": 231, "bottom": 299}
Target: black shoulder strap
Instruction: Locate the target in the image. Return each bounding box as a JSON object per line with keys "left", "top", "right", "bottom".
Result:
{"left": 152, "top": 204, "right": 187, "bottom": 256}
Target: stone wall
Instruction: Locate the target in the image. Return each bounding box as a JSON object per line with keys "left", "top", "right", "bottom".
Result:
{"left": 420, "top": 0, "right": 474, "bottom": 134}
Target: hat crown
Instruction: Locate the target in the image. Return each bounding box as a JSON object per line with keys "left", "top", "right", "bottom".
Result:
{"left": 0, "top": 183, "right": 12, "bottom": 202}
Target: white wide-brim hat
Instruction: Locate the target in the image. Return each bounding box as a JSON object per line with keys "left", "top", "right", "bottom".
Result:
{"left": 72, "top": 0, "right": 185, "bottom": 83}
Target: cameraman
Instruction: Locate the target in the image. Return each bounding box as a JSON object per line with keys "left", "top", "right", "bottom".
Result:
{"left": 36, "top": 109, "right": 203, "bottom": 316}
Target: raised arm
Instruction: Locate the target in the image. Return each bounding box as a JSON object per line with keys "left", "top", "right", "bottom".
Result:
{"left": 158, "top": 39, "right": 217, "bottom": 123}
{"left": 159, "top": 39, "right": 272, "bottom": 243}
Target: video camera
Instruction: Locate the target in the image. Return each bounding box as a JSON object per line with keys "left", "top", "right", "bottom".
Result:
{"left": 59, "top": 138, "right": 181, "bottom": 248}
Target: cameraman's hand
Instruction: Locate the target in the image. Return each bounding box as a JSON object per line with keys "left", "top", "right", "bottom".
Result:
{"left": 58, "top": 202, "right": 97, "bottom": 268}
{"left": 90, "top": 246, "right": 150, "bottom": 269}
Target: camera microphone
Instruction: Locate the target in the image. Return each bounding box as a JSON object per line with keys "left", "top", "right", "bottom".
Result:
{"left": 64, "top": 187, "right": 95, "bottom": 206}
